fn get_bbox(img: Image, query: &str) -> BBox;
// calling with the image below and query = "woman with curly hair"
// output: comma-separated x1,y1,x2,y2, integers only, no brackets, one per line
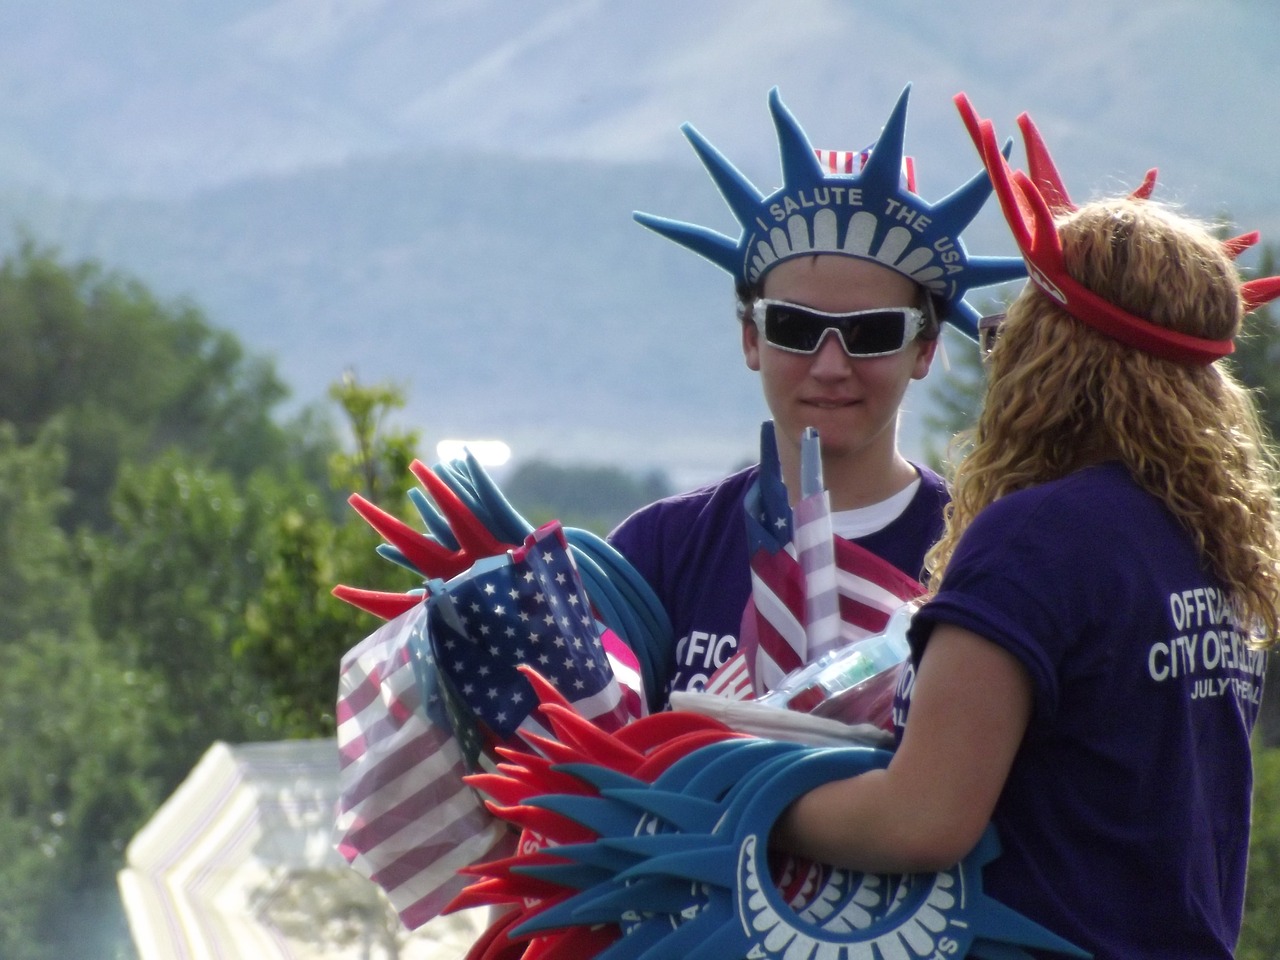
775,98,1280,959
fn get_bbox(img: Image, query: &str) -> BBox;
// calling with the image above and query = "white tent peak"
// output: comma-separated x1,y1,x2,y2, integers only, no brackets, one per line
119,739,485,960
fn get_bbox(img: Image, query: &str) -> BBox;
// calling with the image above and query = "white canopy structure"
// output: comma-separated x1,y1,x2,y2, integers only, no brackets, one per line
118,740,487,960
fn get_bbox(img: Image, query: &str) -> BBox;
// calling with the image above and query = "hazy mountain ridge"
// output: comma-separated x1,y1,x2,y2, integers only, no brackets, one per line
7,2,1277,202
3,1,1279,482
0,149,778,481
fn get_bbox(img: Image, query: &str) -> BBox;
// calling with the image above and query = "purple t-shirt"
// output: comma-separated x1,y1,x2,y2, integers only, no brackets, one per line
609,462,948,697
902,462,1264,959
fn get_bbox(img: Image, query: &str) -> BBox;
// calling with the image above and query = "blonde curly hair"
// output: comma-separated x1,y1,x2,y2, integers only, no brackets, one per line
926,198,1280,647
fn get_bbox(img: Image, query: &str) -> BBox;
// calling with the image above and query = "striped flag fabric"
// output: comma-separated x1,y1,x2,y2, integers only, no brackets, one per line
830,535,927,639
335,604,510,929
741,424,806,692
815,148,868,174
794,427,841,665
335,521,644,930
814,148,917,192
740,424,925,698
704,650,753,700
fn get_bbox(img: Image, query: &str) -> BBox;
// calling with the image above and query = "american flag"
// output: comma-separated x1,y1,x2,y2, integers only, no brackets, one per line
740,425,925,696
741,424,806,692
334,522,642,930
426,522,638,750
794,429,842,666
813,148,917,193
335,605,511,929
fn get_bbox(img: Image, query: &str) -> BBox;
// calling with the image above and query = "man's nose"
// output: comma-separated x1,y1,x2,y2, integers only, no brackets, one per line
808,329,853,375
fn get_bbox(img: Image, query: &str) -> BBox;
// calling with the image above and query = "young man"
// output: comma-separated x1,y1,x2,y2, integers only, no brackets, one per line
609,85,1024,697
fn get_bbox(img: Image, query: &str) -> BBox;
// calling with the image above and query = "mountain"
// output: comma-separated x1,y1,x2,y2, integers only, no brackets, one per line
0,151,780,483
3,0,1278,484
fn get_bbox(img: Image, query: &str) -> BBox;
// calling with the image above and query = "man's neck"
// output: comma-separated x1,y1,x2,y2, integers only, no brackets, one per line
778,436,919,512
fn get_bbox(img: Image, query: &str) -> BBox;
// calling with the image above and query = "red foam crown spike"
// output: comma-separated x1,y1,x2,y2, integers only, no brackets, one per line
953,93,1280,364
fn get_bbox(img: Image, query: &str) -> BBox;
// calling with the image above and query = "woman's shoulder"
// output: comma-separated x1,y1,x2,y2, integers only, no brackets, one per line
971,462,1166,553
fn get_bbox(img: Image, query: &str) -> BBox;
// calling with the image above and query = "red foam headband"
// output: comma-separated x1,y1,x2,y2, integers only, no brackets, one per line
955,94,1280,365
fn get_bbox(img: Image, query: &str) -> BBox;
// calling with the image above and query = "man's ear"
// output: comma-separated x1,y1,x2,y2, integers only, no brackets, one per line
911,336,939,380
743,320,762,372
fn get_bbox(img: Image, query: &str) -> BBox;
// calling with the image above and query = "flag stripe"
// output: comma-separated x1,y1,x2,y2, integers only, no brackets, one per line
705,651,753,700
834,538,927,599
796,483,841,664
337,678,424,770
335,606,495,929
750,573,806,672
838,594,895,636
339,730,456,814
394,829,513,930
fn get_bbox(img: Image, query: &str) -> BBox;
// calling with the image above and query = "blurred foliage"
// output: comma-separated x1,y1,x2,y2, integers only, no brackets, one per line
327,371,419,503
237,374,422,738
85,455,281,776
1239,745,1280,959
0,421,80,641
0,245,670,956
0,420,158,959
922,324,990,477
503,460,672,536
0,239,333,530
0,246,352,957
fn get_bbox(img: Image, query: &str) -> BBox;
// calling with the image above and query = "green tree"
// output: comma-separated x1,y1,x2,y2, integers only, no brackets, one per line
63,450,357,953
0,421,82,641
0,241,330,530
0,251,402,956
1238,746,1280,959
235,375,422,737
922,325,989,475
85,454,279,786
0,423,158,960
237,478,397,737
0,631,160,960
503,460,672,535
327,372,419,502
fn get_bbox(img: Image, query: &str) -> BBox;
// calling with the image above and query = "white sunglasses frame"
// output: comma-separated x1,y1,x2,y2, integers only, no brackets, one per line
751,298,928,358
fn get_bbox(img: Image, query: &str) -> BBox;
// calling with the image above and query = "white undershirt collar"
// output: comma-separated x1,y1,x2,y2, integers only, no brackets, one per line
829,476,921,539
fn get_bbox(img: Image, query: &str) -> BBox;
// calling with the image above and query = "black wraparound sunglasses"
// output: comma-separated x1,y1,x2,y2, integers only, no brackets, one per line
751,299,927,358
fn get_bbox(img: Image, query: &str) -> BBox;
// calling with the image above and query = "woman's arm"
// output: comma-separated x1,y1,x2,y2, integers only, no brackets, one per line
773,624,1033,873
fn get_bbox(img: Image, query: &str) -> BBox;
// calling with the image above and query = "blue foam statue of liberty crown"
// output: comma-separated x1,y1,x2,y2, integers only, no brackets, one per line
634,84,1027,340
